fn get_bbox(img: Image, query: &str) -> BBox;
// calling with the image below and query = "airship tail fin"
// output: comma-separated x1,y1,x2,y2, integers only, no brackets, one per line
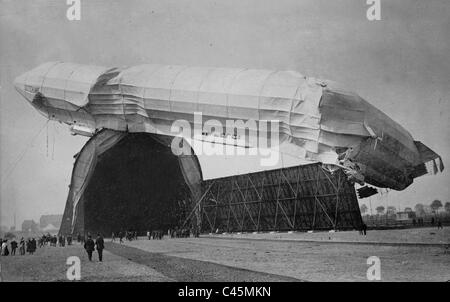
413,141,444,177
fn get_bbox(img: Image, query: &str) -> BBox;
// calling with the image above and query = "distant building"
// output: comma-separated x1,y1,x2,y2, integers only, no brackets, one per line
39,214,63,230
396,211,416,221
21,220,39,232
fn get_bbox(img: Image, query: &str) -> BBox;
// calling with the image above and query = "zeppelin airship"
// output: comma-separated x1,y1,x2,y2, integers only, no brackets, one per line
14,62,444,235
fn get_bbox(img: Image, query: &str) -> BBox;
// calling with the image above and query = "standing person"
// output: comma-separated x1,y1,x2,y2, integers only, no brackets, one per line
26,239,31,254
95,233,105,262
111,232,115,242
1,239,9,256
30,238,37,254
26,238,33,255
84,235,95,261
362,223,367,236
118,231,123,244
437,219,443,230
10,239,18,255
19,238,25,255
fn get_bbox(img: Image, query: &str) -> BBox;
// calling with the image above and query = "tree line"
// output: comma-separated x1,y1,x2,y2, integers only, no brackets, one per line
360,200,449,216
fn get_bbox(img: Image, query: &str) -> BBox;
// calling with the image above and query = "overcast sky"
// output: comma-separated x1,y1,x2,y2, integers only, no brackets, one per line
1,0,449,228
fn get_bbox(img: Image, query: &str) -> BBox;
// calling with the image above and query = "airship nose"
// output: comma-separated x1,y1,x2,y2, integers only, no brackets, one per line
14,62,61,103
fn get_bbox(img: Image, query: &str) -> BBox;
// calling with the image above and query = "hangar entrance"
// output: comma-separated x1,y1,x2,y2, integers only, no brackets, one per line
82,133,190,236
59,131,198,237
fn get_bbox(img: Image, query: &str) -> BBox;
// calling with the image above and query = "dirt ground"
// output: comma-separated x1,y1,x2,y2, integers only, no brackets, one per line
1,227,448,282
124,236,450,282
0,243,173,282
206,227,450,245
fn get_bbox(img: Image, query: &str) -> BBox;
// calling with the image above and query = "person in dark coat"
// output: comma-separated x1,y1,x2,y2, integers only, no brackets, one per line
84,235,95,261
26,238,31,254
26,238,36,255
437,219,443,229
95,233,105,262
11,239,18,255
30,238,37,254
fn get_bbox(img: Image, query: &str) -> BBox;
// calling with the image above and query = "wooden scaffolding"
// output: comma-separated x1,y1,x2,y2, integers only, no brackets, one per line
198,163,363,232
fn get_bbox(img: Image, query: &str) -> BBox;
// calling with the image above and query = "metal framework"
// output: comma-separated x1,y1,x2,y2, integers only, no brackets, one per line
199,163,363,232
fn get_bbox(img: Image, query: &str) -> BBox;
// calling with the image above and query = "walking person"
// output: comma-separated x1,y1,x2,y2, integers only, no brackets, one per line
362,223,367,236
95,233,105,262
84,235,95,261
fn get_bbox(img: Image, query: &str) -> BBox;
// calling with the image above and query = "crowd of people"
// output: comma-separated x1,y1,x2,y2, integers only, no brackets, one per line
1,237,37,256
412,217,444,229
111,230,138,243
1,226,200,261
0,232,79,257
168,228,198,238
147,230,165,240
37,233,74,248
110,227,200,243
0,232,104,262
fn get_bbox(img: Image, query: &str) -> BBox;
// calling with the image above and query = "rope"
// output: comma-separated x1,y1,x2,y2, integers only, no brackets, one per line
52,123,55,160
1,120,50,184
46,121,49,157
